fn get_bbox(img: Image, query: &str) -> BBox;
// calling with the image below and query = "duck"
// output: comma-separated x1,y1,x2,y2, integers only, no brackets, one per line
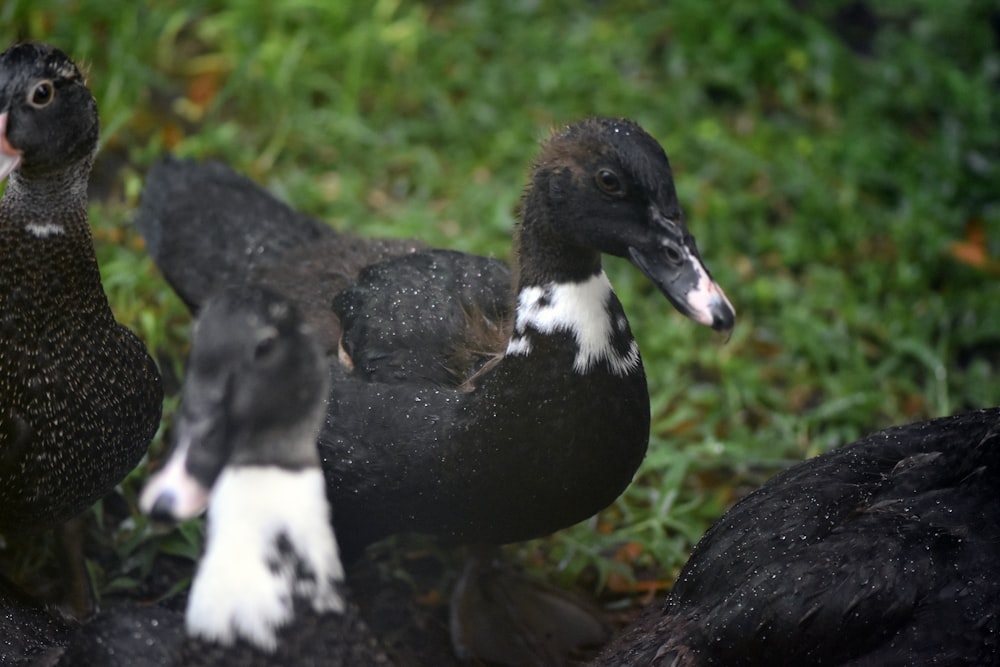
135,117,735,561
137,118,734,665
0,42,163,536
590,407,1000,666
51,284,390,667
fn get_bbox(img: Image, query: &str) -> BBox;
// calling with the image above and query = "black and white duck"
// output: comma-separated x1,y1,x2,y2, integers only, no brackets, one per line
119,284,389,667
591,407,1000,666
0,42,163,536
136,118,734,664
135,117,735,560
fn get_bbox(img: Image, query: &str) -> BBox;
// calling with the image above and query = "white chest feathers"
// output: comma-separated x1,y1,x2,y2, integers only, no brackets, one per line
185,467,345,652
25,221,65,238
506,272,640,376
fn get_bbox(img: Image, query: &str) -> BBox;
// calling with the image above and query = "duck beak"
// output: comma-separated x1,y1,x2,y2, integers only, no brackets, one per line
139,389,231,521
628,213,735,334
0,112,23,182
139,429,212,522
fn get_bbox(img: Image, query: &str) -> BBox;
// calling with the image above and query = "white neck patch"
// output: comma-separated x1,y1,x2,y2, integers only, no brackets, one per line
25,222,65,238
505,272,640,376
186,466,345,651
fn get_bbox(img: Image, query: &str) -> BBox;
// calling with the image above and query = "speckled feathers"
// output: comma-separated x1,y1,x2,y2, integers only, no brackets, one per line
0,43,162,533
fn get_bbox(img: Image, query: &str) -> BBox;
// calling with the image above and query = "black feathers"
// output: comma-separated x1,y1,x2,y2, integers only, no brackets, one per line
0,42,162,534
592,409,1000,666
135,119,733,561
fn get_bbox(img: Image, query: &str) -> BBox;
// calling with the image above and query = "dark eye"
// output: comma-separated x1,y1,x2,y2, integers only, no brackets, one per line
254,333,278,361
28,81,55,108
595,168,623,195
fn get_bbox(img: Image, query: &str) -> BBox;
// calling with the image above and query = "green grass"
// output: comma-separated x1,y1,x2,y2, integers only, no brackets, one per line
2,0,998,607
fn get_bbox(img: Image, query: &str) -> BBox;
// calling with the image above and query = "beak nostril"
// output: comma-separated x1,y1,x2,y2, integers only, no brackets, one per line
663,244,683,265
149,493,178,522
712,307,736,335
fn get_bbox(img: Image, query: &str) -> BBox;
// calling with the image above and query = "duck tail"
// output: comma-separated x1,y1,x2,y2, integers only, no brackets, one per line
134,155,335,312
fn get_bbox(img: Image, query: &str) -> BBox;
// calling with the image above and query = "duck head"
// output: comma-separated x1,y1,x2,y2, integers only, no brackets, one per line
518,117,735,333
140,285,329,521
0,42,98,183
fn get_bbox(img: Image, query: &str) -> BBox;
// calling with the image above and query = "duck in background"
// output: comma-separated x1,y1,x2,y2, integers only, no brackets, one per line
135,117,735,665
591,407,1000,666
136,116,733,556
49,285,391,667
0,40,162,634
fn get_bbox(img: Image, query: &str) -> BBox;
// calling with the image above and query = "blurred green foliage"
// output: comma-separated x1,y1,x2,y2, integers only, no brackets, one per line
1,0,997,601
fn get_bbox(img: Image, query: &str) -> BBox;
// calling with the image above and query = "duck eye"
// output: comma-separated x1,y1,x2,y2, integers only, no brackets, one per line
253,333,278,361
595,168,623,194
28,81,55,108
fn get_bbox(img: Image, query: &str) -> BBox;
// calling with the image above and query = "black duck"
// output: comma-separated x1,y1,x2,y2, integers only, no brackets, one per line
592,408,1000,666
135,117,735,559
0,42,162,535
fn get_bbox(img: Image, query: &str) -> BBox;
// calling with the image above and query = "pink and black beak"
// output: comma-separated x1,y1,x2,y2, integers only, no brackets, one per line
139,377,233,522
0,112,23,182
629,208,735,334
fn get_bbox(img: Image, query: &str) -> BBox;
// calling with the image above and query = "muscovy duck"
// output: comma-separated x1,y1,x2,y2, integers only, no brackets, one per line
124,285,389,666
0,42,162,536
591,407,1000,666
135,117,735,560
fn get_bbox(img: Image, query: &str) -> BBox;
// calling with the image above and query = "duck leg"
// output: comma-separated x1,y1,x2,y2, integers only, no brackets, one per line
54,515,94,621
449,545,610,666
0,514,93,624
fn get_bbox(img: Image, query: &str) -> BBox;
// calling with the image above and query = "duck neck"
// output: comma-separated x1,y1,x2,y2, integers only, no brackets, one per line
185,465,345,652
511,177,602,289
505,184,639,378
1,164,90,239
0,164,111,333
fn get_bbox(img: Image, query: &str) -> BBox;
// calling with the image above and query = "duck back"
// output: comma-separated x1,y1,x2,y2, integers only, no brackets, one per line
592,408,1000,666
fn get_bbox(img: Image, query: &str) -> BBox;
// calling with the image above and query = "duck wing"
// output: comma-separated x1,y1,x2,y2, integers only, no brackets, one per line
335,248,511,386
